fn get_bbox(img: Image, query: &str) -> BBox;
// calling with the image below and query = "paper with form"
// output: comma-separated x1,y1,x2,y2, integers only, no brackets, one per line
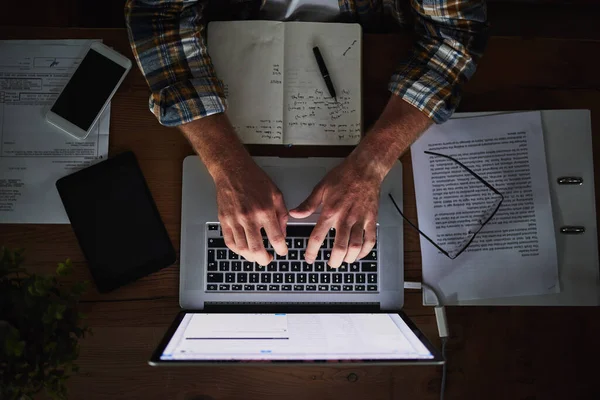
0,40,109,223
208,21,361,145
411,111,559,303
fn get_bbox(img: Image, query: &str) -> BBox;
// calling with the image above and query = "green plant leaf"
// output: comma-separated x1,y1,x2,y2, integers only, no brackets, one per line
56,263,68,276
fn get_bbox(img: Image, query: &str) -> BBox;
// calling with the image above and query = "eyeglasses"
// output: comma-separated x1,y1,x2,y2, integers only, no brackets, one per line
389,150,504,259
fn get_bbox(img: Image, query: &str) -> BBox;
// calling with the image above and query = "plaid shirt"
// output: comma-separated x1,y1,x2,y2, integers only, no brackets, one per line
125,0,487,126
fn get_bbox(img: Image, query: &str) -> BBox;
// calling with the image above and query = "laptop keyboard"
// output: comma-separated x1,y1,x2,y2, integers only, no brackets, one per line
205,224,378,293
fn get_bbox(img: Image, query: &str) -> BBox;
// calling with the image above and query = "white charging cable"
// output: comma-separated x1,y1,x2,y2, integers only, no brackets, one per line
404,281,448,400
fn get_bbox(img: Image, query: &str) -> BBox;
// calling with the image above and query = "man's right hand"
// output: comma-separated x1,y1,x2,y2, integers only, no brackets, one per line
213,160,289,265
179,114,288,265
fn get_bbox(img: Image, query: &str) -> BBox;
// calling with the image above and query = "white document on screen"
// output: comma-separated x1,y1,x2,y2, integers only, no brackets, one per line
411,111,559,304
0,40,109,223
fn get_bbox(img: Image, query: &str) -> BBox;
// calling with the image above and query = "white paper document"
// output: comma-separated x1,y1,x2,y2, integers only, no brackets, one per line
208,21,362,145
411,111,559,303
0,40,109,223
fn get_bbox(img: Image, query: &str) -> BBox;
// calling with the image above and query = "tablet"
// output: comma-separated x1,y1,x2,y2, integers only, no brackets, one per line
56,151,176,292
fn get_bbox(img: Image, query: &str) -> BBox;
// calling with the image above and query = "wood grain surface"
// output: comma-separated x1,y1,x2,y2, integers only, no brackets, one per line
1,28,599,400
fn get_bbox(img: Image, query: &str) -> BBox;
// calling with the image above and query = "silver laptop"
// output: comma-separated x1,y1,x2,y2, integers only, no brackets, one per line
149,156,442,366
180,156,405,310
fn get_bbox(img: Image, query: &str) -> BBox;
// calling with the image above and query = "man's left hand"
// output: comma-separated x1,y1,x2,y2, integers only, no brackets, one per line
289,155,383,268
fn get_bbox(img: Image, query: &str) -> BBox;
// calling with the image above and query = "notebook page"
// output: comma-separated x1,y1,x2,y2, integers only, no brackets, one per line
283,22,362,145
208,21,284,144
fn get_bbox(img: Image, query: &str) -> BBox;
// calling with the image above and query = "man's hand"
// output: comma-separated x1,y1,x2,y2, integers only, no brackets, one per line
289,157,381,268
179,114,288,265
290,96,433,268
214,161,289,265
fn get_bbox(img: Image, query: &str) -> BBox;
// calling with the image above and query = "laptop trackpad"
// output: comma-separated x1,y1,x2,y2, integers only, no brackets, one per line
262,166,326,212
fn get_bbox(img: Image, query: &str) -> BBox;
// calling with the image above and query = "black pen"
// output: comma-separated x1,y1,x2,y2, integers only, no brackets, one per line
312,46,337,102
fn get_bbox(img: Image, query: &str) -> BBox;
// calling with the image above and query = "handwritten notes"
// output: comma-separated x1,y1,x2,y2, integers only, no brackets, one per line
208,21,362,145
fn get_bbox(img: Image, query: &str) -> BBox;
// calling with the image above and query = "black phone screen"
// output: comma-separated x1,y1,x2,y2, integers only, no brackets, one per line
51,48,126,131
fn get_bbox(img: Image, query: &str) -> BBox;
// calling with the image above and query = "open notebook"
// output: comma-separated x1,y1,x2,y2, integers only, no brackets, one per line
208,21,362,146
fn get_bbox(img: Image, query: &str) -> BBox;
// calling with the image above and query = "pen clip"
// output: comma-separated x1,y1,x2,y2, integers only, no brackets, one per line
560,226,585,234
557,177,583,185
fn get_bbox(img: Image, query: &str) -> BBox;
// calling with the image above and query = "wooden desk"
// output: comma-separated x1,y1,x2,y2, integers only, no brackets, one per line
1,28,600,400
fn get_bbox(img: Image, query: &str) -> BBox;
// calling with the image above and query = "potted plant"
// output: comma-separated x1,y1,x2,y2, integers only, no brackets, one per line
0,247,90,400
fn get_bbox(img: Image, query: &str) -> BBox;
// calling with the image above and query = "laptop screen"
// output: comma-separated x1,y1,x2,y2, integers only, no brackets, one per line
158,313,434,362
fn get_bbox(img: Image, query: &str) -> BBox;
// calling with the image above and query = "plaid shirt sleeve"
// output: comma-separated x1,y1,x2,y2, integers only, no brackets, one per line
389,0,488,124
125,0,226,127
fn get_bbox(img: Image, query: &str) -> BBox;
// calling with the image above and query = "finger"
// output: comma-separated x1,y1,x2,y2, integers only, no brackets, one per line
232,224,249,260
329,222,351,269
274,193,289,236
263,216,288,256
222,224,238,253
305,217,331,264
289,184,324,219
357,222,377,260
245,224,272,266
344,224,364,264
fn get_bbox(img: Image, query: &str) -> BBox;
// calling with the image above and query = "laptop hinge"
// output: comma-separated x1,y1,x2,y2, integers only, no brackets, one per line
203,302,380,313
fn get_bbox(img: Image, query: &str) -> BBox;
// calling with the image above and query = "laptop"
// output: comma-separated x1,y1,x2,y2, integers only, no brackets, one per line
148,156,442,365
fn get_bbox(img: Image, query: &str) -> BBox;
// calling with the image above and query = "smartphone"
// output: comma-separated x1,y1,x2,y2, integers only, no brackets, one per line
46,42,132,140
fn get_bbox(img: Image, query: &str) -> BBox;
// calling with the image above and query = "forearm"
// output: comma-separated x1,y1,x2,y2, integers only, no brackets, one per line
350,95,432,180
179,114,252,183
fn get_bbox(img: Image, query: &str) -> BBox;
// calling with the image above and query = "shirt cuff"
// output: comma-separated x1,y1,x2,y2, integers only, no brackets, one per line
149,77,228,127
388,52,475,124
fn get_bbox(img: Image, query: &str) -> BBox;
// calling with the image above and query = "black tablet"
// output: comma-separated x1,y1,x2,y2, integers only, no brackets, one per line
56,151,176,292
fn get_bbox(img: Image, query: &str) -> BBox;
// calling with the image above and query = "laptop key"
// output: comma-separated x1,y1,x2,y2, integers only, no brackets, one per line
237,273,248,283
232,284,242,291
289,262,300,272
293,285,304,291
355,285,366,291
343,285,353,291
320,274,331,283
269,285,280,291
338,263,348,272
361,262,377,272
344,274,354,284
243,262,253,271
323,251,331,260
285,238,293,248
208,249,215,262
244,284,255,291
219,284,230,290
356,274,366,284
207,284,218,291
306,285,317,291
367,285,378,291
285,273,295,283
282,285,292,291
350,262,360,272
255,263,266,272
315,262,325,272
232,261,242,271
261,274,271,283
267,262,277,272
219,261,230,271
208,238,226,248
309,273,318,284
274,273,283,283
263,239,269,248
327,265,336,272
294,238,304,248
207,262,218,271
207,273,223,282
225,273,235,283
250,273,259,283
257,285,267,291
216,249,227,259
318,285,329,291
363,250,377,261
328,239,334,248
228,250,239,260
368,274,377,284
279,261,290,272
208,224,219,231
315,251,322,260
331,285,341,291
333,274,342,283
297,273,307,283
302,262,312,272
288,250,299,260
287,225,313,237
